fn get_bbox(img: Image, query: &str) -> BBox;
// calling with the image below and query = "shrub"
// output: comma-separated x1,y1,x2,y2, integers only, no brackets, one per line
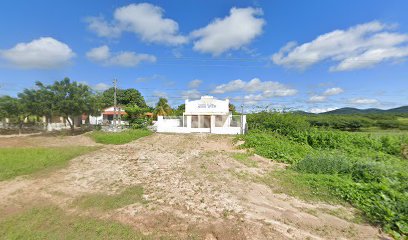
350,161,388,183
240,132,313,164
247,112,310,135
293,153,352,175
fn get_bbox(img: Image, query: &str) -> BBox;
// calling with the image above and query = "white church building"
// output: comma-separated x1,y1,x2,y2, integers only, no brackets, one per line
154,96,246,134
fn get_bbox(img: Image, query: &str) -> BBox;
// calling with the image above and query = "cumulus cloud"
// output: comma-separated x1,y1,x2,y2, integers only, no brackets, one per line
308,95,327,103
93,83,110,91
211,78,296,104
323,87,344,96
86,45,156,67
86,3,187,45
85,16,121,38
0,37,74,69
211,78,297,97
309,107,338,114
86,45,110,62
272,21,408,71
308,87,344,103
188,79,202,88
348,98,379,105
191,7,265,55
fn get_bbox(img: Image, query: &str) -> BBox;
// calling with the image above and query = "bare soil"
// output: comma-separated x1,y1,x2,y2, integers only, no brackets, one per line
0,133,388,239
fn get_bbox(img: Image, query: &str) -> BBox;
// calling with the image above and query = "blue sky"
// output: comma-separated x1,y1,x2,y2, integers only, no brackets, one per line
0,0,407,112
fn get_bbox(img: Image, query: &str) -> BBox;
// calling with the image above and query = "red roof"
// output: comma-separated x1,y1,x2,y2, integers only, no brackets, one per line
103,111,127,115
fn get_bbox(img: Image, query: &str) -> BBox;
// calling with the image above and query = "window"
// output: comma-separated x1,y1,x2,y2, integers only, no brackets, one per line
192,115,198,128
215,115,227,127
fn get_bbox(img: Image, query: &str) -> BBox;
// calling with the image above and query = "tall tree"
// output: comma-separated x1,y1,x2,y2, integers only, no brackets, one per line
50,78,93,132
0,96,30,134
154,98,172,116
173,103,185,116
100,88,147,109
19,81,55,128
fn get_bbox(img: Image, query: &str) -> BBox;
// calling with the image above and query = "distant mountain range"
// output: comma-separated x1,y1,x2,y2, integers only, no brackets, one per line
321,106,408,114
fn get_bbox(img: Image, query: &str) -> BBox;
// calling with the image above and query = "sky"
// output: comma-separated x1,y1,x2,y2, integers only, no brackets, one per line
0,0,407,113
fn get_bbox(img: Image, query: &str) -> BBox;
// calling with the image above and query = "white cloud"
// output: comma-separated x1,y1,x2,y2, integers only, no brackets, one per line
323,87,344,96
191,7,265,55
182,89,201,99
85,16,121,38
86,45,110,61
348,98,379,105
211,78,297,97
309,107,338,114
86,46,156,67
239,94,264,105
86,3,187,45
0,37,74,69
93,83,110,91
212,79,246,94
308,87,344,103
308,95,327,103
188,79,202,88
272,21,408,71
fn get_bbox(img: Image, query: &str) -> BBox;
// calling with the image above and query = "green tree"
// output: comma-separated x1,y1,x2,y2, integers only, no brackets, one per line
154,97,172,117
18,82,55,128
124,105,150,128
173,104,185,116
229,103,237,114
100,88,147,109
50,78,94,132
0,96,30,134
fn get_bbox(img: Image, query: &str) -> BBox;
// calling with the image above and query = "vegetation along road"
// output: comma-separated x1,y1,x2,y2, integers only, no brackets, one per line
0,128,398,239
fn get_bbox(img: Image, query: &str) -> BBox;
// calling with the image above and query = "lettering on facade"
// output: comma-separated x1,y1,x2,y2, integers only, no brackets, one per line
198,103,217,109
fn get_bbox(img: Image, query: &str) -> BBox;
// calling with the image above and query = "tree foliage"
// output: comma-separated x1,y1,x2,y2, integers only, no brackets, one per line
50,78,95,131
99,88,147,109
154,98,172,116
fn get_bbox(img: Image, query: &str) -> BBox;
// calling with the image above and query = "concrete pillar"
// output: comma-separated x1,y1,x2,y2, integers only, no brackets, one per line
210,115,216,132
187,116,191,129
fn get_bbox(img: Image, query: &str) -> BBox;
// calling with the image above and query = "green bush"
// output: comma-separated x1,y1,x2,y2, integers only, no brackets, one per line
239,132,314,164
247,112,310,135
130,118,151,129
241,111,408,236
293,153,352,175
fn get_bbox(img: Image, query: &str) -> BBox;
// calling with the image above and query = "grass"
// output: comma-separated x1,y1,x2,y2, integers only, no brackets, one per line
89,129,151,145
0,206,151,239
231,153,258,167
261,170,346,204
75,186,145,210
0,146,99,181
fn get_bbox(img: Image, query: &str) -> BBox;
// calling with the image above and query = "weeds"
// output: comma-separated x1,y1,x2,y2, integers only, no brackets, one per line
75,186,145,210
89,129,151,145
240,112,408,237
0,146,99,181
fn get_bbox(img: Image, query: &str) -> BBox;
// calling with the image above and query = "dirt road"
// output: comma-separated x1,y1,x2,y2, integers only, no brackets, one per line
0,133,386,239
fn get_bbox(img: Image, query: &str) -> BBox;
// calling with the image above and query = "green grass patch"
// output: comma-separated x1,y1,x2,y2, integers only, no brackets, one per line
238,132,314,164
0,206,151,239
89,129,151,145
0,146,99,181
232,153,258,167
76,186,145,210
262,170,346,204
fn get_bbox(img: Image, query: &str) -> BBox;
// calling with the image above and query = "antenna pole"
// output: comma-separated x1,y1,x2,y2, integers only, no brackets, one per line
113,79,117,129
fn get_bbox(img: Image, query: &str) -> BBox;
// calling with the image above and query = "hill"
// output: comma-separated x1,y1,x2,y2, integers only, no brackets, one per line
322,106,408,114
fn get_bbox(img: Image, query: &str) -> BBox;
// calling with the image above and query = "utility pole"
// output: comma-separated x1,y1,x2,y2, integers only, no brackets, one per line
113,79,117,130
240,104,244,134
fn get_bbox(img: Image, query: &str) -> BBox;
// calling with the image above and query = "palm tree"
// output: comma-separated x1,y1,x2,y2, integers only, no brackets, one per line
154,98,172,116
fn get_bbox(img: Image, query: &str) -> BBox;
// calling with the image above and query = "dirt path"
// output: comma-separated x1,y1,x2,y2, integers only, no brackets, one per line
0,134,386,239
